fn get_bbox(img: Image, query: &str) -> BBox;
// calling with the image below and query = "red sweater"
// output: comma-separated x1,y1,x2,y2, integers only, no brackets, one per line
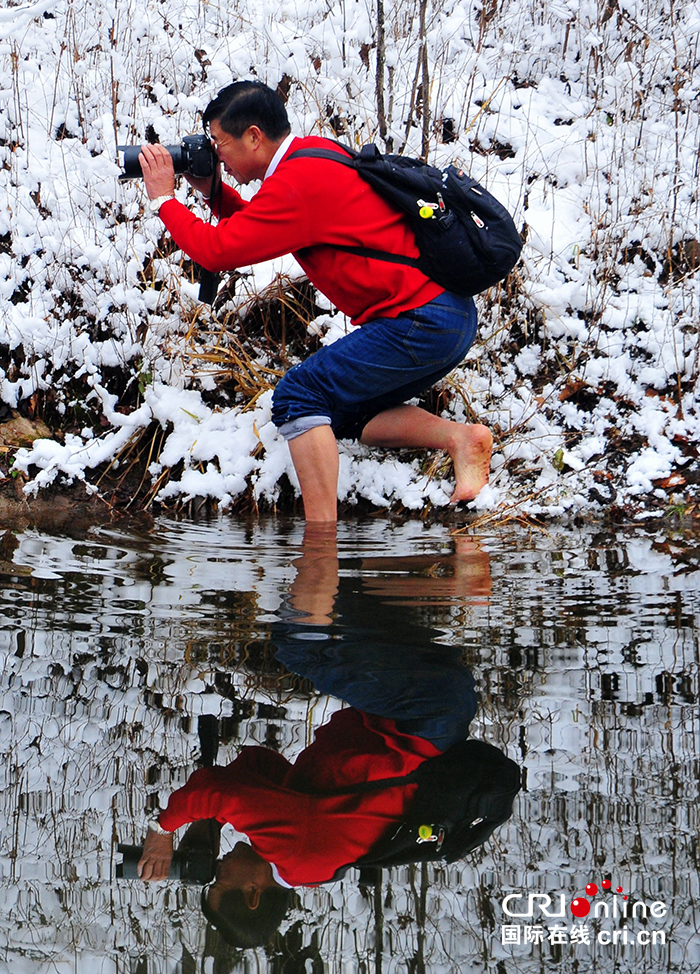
158,707,440,886
159,136,443,325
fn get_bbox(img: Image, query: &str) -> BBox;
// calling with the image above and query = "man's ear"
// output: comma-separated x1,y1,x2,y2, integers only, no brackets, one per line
244,125,264,149
244,885,262,911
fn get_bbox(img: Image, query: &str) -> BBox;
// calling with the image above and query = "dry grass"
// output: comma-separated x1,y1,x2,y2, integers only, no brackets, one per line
96,273,322,512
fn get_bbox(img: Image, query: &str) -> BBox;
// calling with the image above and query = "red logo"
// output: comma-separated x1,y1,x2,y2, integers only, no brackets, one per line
570,878,627,918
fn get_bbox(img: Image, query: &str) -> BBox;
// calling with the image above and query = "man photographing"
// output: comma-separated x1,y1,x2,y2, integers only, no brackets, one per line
138,80,492,523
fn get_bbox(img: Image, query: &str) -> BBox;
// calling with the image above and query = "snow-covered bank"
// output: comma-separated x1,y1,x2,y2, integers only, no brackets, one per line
1,0,699,520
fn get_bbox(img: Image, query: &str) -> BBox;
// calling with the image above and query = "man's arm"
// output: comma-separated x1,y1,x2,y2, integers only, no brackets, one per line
142,151,314,273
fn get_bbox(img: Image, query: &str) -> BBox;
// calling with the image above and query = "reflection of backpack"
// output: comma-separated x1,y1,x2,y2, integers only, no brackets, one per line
288,143,523,296
343,739,521,875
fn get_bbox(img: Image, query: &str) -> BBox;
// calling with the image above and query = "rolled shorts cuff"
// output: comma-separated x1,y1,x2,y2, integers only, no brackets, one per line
278,415,332,441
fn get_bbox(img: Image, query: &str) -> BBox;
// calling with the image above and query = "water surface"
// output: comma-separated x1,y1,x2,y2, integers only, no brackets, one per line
0,517,698,973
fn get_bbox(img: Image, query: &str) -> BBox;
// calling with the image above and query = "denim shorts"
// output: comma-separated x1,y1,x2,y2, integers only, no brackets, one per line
272,623,477,752
271,291,478,440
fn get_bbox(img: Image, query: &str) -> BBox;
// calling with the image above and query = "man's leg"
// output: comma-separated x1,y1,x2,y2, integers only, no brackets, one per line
287,424,340,522
361,404,492,503
274,293,483,519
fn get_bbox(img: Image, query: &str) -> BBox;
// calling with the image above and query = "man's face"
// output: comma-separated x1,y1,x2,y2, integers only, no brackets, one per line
206,843,277,912
209,120,262,184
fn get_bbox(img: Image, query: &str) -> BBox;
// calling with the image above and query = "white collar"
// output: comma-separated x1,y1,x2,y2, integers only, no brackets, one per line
264,133,296,180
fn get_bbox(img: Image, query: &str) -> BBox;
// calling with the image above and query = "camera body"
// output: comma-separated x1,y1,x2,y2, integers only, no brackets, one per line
119,134,216,181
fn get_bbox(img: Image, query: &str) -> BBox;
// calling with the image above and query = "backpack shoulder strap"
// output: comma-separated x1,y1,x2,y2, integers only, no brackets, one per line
287,143,421,270
287,141,386,167
330,245,420,269
286,142,359,166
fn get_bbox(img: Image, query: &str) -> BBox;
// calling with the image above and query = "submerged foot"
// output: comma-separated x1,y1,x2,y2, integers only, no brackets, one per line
448,424,493,503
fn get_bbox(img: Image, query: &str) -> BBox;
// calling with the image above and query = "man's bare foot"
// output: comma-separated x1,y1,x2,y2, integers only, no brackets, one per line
448,424,493,503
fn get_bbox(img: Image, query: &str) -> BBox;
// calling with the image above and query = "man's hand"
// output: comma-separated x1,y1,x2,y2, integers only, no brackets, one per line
184,170,219,198
137,828,174,881
138,144,176,200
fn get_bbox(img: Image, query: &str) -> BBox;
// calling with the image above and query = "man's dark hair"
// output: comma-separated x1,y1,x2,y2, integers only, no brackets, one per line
203,81,291,141
201,884,294,949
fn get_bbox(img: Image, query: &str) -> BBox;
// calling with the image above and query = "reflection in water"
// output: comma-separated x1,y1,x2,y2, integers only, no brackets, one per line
0,520,699,972
135,525,519,955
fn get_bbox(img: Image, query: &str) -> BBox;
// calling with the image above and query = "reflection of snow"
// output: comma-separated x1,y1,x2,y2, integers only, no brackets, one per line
0,521,698,970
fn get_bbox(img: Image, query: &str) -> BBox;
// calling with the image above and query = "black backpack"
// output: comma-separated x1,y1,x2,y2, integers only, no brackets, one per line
331,738,521,878
288,143,523,296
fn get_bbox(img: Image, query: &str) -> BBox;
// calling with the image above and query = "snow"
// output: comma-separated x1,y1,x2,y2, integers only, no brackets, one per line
1,0,699,520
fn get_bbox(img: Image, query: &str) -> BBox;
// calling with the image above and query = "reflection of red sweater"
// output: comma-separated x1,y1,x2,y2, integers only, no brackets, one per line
159,136,442,325
159,708,440,886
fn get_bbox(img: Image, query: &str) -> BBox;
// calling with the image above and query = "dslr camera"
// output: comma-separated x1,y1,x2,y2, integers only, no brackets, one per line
115,843,217,885
119,133,216,181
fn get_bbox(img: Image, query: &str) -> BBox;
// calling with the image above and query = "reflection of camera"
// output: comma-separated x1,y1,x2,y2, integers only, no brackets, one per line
118,134,216,181
116,844,217,885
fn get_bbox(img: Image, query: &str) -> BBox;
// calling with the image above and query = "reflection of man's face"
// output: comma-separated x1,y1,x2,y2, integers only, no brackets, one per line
207,843,279,912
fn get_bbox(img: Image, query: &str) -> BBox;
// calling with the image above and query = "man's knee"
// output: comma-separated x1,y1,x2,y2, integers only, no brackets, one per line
271,362,332,430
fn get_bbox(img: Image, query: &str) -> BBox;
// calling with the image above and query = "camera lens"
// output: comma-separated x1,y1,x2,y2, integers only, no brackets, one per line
119,146,145,180
115,843,218,883
168,145,187,176
118,136,215,181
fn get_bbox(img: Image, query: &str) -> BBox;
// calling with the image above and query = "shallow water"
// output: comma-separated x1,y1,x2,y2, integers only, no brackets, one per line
0,517,698,974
